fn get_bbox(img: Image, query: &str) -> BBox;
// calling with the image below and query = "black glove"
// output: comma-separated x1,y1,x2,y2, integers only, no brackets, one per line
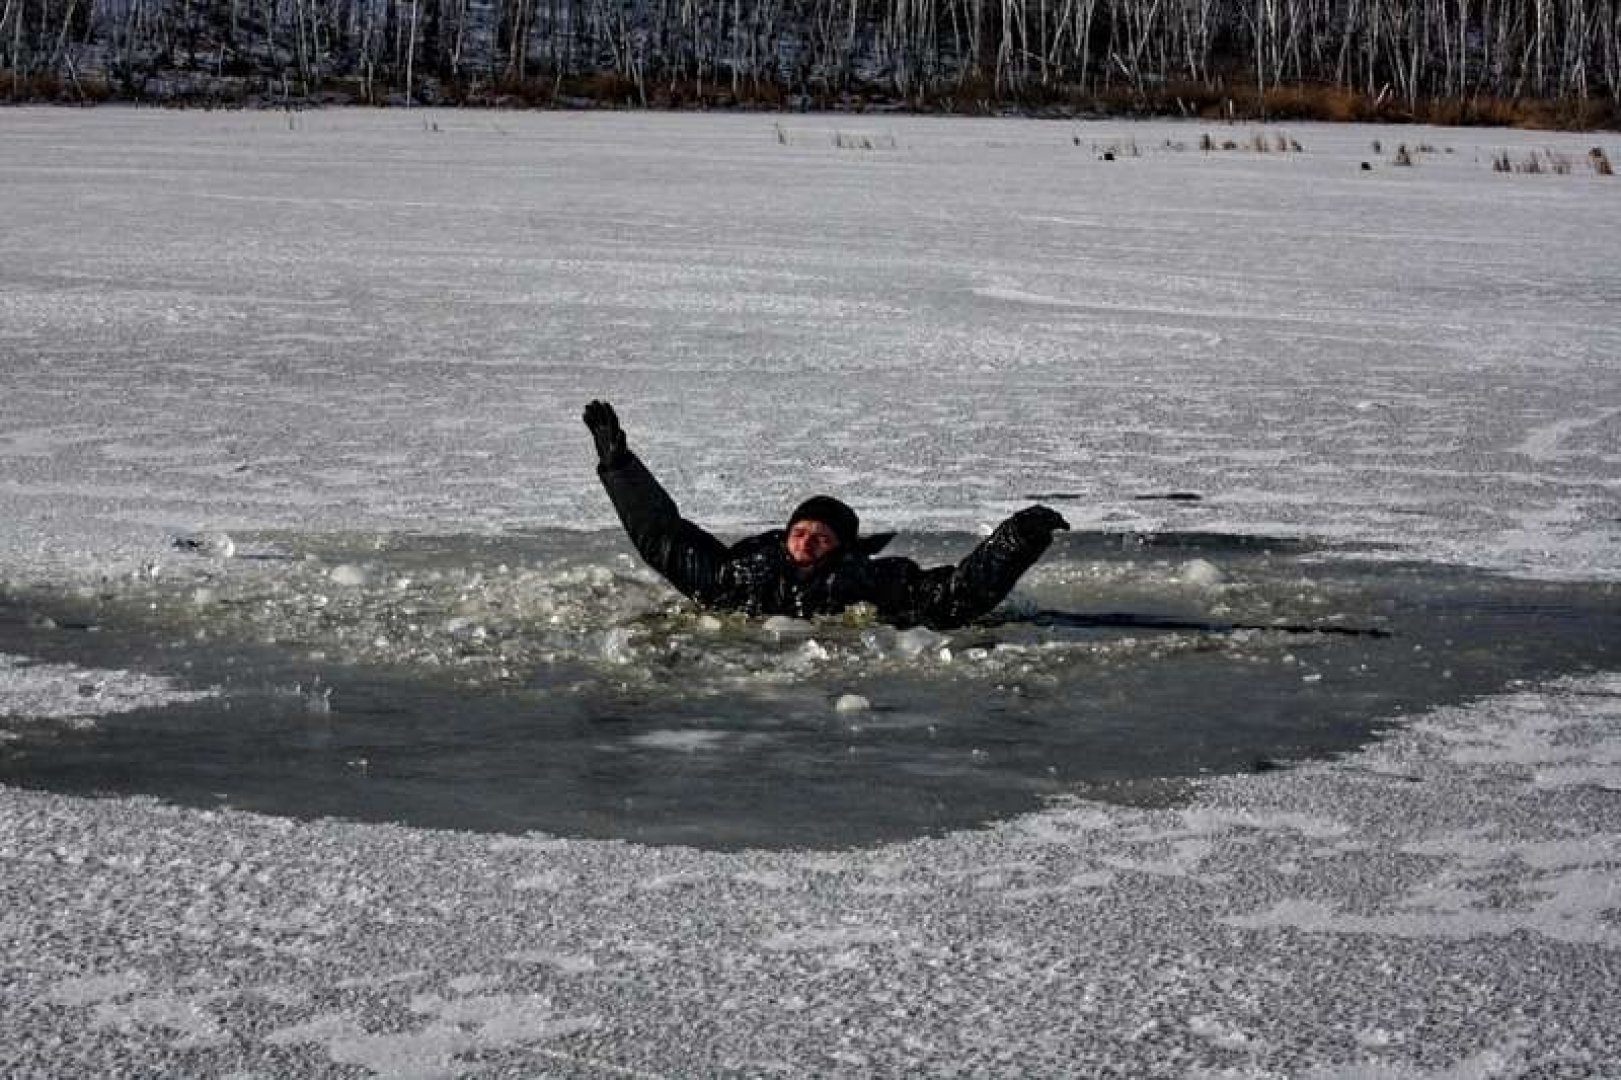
582,400,629,467
1008,504,1070,544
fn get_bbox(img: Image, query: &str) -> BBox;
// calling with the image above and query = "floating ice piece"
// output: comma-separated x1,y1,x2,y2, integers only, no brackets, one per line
799,639,831,662
1,654,216,724
834,693,871,713
172,531,235,559
444,616,487,642
328,564,368,587
762,616,812,642
1180,558,1225,588
894,626,947,657
600,626,637,663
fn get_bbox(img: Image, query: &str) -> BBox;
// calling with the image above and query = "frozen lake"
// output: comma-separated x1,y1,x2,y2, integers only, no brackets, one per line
3,109,1618,576
1,108,1619,1075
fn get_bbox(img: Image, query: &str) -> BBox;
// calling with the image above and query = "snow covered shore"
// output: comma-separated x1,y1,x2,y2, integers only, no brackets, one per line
2,109,1619,1075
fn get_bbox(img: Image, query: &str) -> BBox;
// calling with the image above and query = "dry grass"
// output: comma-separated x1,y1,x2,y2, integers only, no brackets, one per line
1141,81,1620,131
1,69,116,103
1088,136,1141,160
478,71,792,110
9,59,1618,135
1490,148,1598,175
1260,83,1374,122
1427,95,1621,131
1425,97,1524,128
832,131,899,151
1196,128,1304,154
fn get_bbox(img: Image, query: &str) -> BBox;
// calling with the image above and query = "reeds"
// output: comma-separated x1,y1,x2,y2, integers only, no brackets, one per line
832,131,898,151
1198,130,1304,154
1490,148,1608,175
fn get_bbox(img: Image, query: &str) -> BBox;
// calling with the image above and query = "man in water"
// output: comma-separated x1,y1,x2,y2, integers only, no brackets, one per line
583,400,1069,630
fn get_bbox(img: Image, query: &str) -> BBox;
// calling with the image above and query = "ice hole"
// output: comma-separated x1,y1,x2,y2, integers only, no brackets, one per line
1,529,1616,849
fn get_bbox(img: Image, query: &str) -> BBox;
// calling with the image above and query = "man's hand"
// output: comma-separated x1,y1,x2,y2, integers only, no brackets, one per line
583,400,629,467
1009,504,1070,543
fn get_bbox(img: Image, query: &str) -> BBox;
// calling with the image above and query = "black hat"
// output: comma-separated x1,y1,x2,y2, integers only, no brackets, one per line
787,495,860,550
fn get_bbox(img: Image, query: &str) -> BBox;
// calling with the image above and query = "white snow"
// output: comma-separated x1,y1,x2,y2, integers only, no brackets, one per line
1,108,1619,1076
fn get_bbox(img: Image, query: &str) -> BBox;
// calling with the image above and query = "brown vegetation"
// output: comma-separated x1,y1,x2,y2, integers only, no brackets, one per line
1490,147,1614,174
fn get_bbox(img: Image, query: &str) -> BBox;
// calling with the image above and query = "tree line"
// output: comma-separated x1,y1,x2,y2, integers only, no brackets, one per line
4,0,1619,119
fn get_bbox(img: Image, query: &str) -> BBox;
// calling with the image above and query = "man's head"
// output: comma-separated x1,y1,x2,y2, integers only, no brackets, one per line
785,496,859,569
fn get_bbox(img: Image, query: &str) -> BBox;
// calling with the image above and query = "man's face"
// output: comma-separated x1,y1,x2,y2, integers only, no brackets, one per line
786,519,841,569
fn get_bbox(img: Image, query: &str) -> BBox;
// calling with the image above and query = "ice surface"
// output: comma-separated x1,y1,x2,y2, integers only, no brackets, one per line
2,110,1619,586
0,652,216,732
1,109,1619,1075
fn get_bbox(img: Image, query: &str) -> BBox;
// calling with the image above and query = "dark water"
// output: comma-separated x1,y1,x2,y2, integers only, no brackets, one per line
1,529,1617,849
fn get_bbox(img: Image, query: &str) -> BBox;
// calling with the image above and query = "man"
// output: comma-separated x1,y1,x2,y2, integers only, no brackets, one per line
583,400,1069,630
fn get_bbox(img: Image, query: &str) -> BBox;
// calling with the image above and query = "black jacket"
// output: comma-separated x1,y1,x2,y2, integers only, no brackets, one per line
597,451,1056,629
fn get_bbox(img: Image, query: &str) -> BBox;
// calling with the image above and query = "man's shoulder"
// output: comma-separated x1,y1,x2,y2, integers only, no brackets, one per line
726,530,785,560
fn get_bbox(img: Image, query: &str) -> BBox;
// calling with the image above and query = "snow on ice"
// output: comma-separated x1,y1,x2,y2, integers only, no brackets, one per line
1,107,1619,1076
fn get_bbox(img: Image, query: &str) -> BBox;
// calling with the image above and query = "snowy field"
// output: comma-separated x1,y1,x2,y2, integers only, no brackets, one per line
2,107,1620,1075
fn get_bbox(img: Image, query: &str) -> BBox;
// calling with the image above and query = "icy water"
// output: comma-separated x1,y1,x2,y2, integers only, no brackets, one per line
1,529,1616,849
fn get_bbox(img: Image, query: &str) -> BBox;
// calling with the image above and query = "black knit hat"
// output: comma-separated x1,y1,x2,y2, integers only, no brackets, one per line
787,495,860,550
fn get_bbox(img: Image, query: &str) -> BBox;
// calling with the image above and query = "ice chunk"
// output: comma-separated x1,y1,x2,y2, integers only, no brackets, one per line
1180,558,1224,589
834,693,871,713
600,626,638,664
328,564,368,587
895,626,947,657
442,616,488,642
763,616,812,641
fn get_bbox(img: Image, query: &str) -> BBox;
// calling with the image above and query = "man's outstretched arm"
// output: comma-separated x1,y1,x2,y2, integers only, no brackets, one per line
883,506,1069,629
583,400,730,604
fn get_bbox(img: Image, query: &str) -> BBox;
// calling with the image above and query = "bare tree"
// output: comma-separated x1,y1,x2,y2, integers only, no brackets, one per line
8,0,1619,115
